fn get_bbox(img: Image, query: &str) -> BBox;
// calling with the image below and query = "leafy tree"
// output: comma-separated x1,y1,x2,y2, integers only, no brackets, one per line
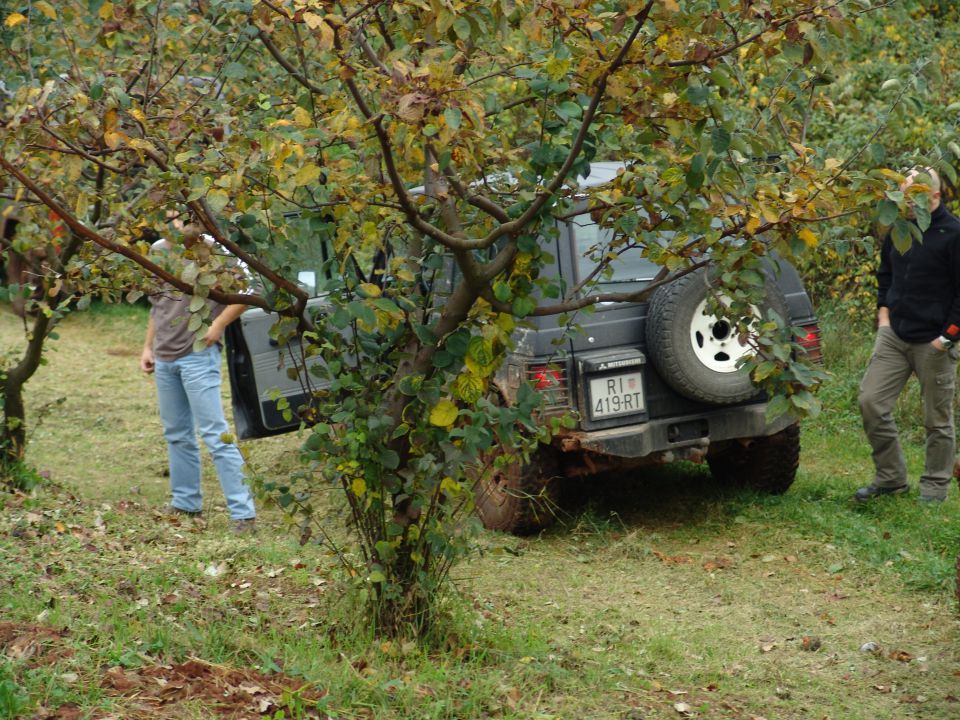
1,0,904,635
794,0,960,318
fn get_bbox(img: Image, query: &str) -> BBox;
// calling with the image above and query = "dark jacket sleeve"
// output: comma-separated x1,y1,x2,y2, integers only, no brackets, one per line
942,233,960,341
876,236,892,308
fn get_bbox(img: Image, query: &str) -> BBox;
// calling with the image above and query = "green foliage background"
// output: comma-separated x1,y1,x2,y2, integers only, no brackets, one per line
797,0,960,320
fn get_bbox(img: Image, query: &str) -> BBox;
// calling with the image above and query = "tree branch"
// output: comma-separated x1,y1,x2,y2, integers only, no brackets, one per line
0,156,273,311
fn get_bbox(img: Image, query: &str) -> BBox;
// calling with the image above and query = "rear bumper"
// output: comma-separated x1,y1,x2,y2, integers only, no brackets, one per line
564,403,794,459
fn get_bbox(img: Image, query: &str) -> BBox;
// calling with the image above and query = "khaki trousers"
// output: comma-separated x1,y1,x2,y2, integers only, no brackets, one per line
859,327,958,499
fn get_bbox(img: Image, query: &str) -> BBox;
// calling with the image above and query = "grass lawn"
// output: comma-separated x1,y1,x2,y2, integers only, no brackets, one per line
1,302,959,719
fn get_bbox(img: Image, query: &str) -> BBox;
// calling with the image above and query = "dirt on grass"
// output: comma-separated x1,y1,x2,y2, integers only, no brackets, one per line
1,621,329,719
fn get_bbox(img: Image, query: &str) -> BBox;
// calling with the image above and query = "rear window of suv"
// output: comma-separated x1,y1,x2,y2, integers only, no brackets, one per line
571,218,660,294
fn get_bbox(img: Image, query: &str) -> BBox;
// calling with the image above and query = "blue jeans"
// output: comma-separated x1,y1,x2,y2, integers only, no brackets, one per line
154,345,256,519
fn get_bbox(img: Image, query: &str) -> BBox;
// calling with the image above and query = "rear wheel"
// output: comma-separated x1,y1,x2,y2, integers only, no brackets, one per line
474,445,561,535
707,423,800,494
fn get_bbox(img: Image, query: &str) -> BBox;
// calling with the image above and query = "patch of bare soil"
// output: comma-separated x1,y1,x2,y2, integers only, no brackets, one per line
1,622,327,719
105,346,139,357
96,659,329,719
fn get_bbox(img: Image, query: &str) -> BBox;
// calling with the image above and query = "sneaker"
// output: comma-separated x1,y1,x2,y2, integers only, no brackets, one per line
853,484,908,502
230,518,257,535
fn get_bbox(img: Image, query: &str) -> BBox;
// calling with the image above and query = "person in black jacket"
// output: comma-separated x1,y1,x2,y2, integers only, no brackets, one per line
857,167,960,503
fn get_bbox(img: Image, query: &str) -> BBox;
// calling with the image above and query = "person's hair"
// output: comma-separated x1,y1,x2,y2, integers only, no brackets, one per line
907,166,941,194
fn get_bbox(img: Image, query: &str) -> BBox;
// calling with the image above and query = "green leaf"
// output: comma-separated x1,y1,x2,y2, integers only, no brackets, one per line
711,128,731,154
452,16,471,40
379,448,400,470
890,218,915,253
765,394,791,422
222,62,247,79
512,295,537,318
686,85,711,105
466,336,494,367
372,297,402,314
206,189,229,214
188,294,206,312
556,100,583,120
443,107,462,129
347,300,376,326
686,154,706,189
876,199,898,227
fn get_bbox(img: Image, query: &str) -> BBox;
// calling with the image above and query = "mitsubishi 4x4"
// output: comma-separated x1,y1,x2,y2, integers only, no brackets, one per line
225,162,821,534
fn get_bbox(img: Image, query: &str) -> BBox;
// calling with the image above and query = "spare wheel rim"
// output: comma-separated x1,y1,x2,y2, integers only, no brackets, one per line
688,297,758,373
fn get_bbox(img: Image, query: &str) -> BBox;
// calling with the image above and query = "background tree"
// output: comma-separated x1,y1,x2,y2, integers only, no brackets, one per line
1,0,908,635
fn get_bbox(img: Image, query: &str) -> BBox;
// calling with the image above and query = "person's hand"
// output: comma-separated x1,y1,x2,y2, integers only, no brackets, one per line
877,307,891,329
140,347,155,374
932,337,947,352
203,320,225,347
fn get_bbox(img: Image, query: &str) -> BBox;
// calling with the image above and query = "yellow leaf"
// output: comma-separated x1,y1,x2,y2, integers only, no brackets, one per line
103,108,118,133
316,19,335,51
663,0,680,11
294,163,322,186
293,106,313,128
302,11,324,30
128,138,158,154
4,12,27,28
129,107,147,124
454,372,485,403
760,204,780,224
877,168,905,183
351,476,367,497
35,1,56,19
440,476,462,496
99,2,114,20
103,131,125,149
429,399,459,428
64,154,83,182
358,282,381,298
745,215,761,235
798,227,818,248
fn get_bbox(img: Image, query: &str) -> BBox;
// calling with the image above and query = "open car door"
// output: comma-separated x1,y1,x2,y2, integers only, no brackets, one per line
225,301,324,440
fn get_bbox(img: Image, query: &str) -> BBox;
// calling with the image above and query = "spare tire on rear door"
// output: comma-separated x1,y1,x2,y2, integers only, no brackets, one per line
645,266,788,405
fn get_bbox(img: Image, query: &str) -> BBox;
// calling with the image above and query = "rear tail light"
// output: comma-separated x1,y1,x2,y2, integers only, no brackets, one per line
527,363,571,412
796,323,823,364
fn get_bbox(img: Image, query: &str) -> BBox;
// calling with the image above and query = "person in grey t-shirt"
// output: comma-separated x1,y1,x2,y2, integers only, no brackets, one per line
140,237,256,534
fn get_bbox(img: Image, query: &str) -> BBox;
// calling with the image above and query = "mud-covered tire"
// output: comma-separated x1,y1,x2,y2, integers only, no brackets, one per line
706,423,801,494
474,445,561,535
645,267,789,405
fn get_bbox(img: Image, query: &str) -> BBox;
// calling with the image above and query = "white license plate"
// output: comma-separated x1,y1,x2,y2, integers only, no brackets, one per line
589,372,645,419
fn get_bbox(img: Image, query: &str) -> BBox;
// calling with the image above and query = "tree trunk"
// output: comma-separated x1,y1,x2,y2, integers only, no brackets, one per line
0,372,27,471
1,233,81,479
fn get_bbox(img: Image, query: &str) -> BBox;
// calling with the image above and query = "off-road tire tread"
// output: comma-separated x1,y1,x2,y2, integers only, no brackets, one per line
707,422,801,494
474,446,561,535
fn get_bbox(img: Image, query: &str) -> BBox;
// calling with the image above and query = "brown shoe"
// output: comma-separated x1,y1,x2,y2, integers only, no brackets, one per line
231,518,257,535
